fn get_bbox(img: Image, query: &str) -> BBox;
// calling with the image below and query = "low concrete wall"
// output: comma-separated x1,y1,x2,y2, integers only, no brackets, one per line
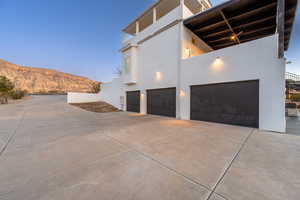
67,78,124,110
99,78,124,110
67,92,101,103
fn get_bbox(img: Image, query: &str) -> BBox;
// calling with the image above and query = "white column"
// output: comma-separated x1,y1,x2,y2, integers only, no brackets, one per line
140,90,147,115
153,7,157,23
135,21,140,35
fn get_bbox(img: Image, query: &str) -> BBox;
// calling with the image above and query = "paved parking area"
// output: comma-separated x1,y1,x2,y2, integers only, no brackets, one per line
0,96,300,200
287,117,300,136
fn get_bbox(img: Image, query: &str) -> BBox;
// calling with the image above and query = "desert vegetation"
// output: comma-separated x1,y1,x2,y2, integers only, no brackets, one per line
91,82,101,93
70,101,119,113
0,76,27,104
291,93,300,102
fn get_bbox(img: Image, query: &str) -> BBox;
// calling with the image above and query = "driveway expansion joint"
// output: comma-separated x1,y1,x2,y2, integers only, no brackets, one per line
104,134,213,193
0,107,27,157
205,129,256,200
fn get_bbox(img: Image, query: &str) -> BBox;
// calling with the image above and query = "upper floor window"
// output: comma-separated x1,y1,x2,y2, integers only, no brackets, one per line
123,56,131,74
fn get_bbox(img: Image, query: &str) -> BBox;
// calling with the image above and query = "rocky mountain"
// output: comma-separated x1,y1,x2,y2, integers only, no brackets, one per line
0,59,100,94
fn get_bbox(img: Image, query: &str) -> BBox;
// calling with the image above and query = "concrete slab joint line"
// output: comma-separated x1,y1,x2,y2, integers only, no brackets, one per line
0,108,27,157
104,134,213,192
205,129,256,200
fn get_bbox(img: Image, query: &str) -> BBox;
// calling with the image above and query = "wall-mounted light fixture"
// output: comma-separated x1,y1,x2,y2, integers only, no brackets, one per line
185,48,191,58
211,56,224,71
180,90,186,97
156,72,162,81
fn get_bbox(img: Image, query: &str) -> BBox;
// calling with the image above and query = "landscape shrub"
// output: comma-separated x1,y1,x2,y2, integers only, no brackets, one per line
91,83,101,93
291,93,300,102
9,90,27,100
0,76,14,104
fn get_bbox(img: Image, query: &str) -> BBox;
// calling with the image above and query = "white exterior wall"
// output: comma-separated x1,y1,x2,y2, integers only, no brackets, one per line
181,26,213,59
67,92,101,103
93,3,286,133
99,78,124,110
123,8,182,115
123,47,138,84
180,35,286,132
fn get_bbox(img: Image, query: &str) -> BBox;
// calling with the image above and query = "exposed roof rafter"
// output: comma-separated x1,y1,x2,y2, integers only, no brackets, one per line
184,0,298,52
219,10,240,44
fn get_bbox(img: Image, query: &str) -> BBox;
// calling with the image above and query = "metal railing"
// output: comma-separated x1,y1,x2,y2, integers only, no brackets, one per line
286,72,300,81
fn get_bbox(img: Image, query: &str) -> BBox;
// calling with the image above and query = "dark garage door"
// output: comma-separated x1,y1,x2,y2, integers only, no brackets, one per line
126,91,140,113
191,80,259,128
147,88,176,117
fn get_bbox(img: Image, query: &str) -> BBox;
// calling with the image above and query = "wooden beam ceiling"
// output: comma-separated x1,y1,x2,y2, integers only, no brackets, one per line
184,0,298,52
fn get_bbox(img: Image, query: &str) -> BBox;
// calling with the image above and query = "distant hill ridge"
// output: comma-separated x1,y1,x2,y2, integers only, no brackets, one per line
0,59,100,94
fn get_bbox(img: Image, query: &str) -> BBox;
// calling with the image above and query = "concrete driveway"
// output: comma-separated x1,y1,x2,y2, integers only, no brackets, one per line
0,96,299,200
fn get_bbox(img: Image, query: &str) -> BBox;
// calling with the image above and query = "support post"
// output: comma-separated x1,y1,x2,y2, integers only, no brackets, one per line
277,0,285,58
135,21,140,35
153,7,157,23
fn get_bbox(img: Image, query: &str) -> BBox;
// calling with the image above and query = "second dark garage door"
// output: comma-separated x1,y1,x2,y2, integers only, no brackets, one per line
147,88,176,117
191,80,259,128
126,91,140,113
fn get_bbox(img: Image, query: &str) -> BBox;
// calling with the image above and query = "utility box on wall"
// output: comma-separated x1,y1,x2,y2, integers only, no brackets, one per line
122,45,138,85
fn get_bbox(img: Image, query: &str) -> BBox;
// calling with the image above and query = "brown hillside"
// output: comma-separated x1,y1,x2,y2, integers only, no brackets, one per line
0,59,100,94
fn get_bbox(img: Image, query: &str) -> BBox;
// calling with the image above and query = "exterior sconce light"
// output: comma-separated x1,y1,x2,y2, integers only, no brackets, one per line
180,90,186,97
215,57,222,63
156,72,162,81
212,57,224,71
185,48,191,58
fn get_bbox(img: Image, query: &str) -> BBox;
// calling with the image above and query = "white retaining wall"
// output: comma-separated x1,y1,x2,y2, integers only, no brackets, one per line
99,78,123,110
67,78,123,110
67,92,101,103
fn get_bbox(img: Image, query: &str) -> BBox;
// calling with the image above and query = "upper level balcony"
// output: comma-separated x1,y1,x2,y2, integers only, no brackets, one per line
122,0,212,49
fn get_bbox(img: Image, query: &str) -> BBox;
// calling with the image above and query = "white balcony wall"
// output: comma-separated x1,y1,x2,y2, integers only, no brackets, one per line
180,35,286,132
122,6,182,47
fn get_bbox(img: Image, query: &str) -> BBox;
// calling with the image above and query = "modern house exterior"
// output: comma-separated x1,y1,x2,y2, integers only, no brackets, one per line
74,0,298,133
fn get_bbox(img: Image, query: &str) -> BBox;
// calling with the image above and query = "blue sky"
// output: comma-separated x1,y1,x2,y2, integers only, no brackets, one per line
0,0,299,82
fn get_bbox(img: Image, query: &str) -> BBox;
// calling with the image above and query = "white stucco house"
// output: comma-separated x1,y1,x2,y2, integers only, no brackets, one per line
69,0,298,133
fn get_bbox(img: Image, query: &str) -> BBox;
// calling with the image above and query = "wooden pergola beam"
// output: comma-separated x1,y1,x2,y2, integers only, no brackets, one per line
212,33,273,49
208,25,276,44
194,2,277,33
184,0,297,52
240,25,276,37
219,10,240,43
201,15,276,39
228,2,277,22
194,20,226,33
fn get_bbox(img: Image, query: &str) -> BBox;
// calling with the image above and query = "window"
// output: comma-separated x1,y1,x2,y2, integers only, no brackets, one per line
123,56,131,74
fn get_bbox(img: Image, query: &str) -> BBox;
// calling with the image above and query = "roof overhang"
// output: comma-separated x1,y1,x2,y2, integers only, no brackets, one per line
184,0,298,52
